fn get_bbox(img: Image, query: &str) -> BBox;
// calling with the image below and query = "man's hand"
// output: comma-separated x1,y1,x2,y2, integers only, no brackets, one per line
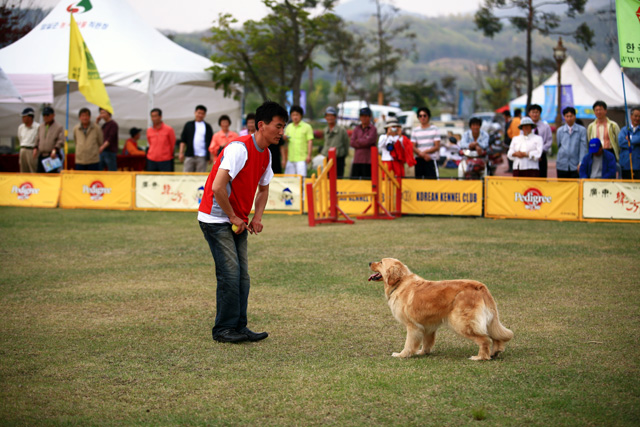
50,149,57,159
248,217,263,234
32,148,38,159
230,217,247,234
420,150,432,161
179,153,185,162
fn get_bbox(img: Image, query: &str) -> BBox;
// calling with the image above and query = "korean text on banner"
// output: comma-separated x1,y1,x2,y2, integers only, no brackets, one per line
616,0,640,68
485,177,580,220
402,179,483,216
0,174,61,208
68,14,113,113
60,172,133,209
135,173,207,210
263,176,302,213
582,180,640,221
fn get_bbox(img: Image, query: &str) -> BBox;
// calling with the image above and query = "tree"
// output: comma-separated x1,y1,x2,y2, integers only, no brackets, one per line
0,0,46,48
370,0,415,105
205,0,339,106
395,78,440,110
474,0,594,109
325,25,371,104
439,75,457,114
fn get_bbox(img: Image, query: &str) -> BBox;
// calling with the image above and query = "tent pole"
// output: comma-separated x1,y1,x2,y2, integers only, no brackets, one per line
621,68,633,180
146,71,154,137
64,81,69,171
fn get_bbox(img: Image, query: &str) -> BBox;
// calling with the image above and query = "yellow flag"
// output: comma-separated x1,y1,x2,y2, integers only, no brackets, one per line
68,14,113,113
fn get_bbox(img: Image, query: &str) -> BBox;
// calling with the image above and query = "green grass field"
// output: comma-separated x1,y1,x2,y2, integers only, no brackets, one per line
1,207,639,425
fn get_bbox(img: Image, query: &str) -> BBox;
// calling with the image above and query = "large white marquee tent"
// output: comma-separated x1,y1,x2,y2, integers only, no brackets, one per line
509,56,623,120
0,0,240,139
600,58,640,105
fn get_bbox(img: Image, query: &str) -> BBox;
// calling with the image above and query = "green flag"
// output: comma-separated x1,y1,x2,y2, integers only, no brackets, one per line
616,0,640,68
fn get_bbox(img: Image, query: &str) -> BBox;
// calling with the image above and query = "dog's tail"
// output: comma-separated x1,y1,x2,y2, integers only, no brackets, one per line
487,312,514,342
482,289,514,342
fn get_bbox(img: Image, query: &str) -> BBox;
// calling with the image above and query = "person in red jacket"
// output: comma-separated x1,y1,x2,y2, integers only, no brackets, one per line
198,101,289,344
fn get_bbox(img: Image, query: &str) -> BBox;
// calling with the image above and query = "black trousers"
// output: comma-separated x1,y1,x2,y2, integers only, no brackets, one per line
556,169,579,179
414,158,438,179
350,163,371,179
538,152,548,178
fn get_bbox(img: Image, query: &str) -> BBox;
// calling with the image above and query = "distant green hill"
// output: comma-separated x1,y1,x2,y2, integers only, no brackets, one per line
169,5,638,99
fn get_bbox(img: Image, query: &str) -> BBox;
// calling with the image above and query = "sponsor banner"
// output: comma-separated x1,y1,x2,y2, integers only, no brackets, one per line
60,172,133,210
135,173,207,210
402,179,483,216
0,173,61,208
264,175,302,213
336,180,375,214
135,174,302,212
485,177,580,220
582,180,640,222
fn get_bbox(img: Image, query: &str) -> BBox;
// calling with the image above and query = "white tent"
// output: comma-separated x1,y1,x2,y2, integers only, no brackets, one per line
581,59,625,105
0,0,240,139
600,58,640,106
510,56,623,120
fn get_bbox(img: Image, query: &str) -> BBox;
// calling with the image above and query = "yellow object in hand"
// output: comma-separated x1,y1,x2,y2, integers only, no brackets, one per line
232,224,239,233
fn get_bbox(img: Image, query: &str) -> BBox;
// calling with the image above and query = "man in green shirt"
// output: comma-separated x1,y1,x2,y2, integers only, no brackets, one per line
321,106,350,178
284,105,314,176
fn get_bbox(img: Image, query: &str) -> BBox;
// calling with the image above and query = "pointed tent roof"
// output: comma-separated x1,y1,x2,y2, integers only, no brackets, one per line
581,59,624,105
510,56,623,119
600,58,640,105
0,0,217,94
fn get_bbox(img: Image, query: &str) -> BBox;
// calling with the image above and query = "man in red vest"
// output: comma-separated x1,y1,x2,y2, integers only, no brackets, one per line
198,101,289,343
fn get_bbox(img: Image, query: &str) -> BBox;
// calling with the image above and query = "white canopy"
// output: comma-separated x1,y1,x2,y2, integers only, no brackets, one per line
581,59,625,105
510,56,623,119
0,0,240,138
600,58,640,106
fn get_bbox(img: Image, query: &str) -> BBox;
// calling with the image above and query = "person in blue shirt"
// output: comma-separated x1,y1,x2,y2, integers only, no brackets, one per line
556,107,587,178
579,138,617,179
618,107,640,180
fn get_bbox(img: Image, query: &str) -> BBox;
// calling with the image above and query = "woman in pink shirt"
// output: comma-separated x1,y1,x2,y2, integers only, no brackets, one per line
209,115,239,163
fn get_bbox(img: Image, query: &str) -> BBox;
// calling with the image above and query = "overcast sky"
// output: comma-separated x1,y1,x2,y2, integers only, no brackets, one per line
35,0,483,33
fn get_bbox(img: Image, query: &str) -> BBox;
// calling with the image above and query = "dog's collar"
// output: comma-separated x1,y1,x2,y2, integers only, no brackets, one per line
387,286,397,298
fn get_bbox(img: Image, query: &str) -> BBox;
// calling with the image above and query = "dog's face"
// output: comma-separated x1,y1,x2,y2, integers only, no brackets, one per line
369,258,408,287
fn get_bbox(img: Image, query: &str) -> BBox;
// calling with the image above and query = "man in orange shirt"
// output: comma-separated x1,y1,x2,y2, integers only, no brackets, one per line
146,108,176,172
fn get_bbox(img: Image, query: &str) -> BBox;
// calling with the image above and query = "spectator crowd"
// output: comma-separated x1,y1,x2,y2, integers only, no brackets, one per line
13,99,640,181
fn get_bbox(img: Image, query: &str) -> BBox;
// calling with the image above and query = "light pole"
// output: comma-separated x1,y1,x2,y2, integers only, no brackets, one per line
553,37,567,130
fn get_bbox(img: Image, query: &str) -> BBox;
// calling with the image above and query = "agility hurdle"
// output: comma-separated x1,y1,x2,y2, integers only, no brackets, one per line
356,146,402,220
306,147,359,226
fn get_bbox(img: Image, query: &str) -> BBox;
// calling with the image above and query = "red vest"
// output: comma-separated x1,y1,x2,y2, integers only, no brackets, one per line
198,134,271,223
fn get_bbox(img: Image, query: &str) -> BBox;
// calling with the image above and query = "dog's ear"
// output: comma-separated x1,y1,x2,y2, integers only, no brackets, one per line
385,263,403,287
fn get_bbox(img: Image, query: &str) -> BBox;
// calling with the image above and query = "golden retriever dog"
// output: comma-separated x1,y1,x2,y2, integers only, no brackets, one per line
369,258,513,360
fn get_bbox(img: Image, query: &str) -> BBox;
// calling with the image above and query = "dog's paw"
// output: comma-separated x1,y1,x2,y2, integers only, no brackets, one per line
469,355,491,361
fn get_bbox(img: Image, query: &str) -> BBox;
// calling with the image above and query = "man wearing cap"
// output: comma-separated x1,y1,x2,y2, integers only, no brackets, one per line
579,138,617,179
17,108,39,173
179,105,214,173
321,106,350,178
350,107,378,178
526,104,552,177
507,116,543,177
411,107,441,179
556,107,587,179
34,107,64,173
96,108,119,171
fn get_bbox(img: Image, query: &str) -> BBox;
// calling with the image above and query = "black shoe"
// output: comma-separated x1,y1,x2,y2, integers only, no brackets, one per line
238,327,268,342
213,329,249,343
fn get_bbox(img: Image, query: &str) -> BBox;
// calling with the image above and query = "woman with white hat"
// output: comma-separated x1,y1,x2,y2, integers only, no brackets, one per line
507,116,544,177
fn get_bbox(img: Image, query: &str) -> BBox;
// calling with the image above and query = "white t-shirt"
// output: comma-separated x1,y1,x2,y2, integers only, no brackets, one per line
378,134,401,161
197,139,273,223
193,121,207,157
411,125,441,160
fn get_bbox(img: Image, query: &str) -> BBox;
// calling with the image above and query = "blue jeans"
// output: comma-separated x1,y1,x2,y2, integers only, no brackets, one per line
100,151,118,171
199,221,250,337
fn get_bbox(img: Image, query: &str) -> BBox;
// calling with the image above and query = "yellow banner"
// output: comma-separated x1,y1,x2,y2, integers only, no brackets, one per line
0,173,61,208
485,177,580,220
60,172,133,210
402,179,483,216
264,175,303,213
582,180,640,222
336,180,375,214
